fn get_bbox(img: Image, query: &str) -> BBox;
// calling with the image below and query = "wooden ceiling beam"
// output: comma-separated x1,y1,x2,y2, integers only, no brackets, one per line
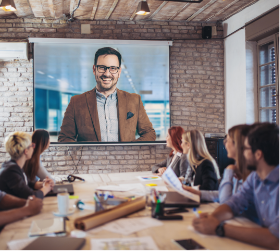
186,0,218,21
205,0,240,21
105,0,119,19
90,0,99,20
148,1,168,20
28,0,45,17
222,0,259,21
129,9,136,21
168,3,190,20
52,0,65,18
13,0,33,17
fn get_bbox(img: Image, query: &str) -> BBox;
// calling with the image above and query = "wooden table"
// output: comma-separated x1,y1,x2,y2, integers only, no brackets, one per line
0,172,263,250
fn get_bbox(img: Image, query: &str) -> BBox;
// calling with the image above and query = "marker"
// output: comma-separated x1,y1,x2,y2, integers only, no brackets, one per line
99,193,114,199
193,208,200,218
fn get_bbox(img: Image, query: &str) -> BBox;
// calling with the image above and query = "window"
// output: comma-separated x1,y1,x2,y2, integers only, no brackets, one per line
257,34,279,124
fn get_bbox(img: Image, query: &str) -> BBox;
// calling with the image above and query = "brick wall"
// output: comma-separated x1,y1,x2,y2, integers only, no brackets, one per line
0,18,224,174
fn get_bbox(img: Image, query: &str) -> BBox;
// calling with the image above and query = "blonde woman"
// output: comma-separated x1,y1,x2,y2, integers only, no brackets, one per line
182,125,254,203
181,130,220,190
0,132,54,199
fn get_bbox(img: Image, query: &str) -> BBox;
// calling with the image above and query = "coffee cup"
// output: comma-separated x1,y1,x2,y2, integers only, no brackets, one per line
57,187,69,215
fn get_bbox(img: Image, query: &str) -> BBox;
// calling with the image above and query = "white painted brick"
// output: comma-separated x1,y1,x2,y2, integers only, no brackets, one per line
0,19,224,175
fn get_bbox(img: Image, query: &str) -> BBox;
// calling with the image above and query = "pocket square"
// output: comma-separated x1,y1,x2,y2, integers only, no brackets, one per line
127,112,134,119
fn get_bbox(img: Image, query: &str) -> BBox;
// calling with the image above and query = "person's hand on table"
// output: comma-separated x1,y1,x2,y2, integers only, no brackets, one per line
25,196,43,216
192,213,220,235
41,178,54,195
43,177,55,189
157,167,167,176
182,185,201,197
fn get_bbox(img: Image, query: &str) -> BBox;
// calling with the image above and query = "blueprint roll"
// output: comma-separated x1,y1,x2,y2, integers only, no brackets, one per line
74,196,145,231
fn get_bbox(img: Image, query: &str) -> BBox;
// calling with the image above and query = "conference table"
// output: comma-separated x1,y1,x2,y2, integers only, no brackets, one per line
0,171,263,250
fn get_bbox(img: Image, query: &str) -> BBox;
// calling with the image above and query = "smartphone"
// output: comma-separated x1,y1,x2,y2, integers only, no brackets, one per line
174,239,205,250
165,208,189,214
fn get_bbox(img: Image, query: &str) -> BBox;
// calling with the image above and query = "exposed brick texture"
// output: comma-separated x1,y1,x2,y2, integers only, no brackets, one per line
0,18,224,175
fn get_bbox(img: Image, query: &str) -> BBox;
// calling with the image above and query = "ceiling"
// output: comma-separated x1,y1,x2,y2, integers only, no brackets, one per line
0,0,259,22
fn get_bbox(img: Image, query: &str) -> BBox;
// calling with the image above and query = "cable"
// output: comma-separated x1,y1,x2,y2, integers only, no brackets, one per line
67,146,83,174
67,0,81,23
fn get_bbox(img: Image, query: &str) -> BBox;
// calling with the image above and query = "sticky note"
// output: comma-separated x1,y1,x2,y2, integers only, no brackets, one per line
145,183,158,187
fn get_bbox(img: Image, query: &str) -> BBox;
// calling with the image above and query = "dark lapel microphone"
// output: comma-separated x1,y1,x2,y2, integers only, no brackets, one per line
67,174,85,182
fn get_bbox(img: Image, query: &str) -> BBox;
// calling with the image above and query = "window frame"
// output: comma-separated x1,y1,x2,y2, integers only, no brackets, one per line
257,33,279,124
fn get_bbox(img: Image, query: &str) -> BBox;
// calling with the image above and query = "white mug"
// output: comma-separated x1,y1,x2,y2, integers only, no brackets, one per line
57,188,69,215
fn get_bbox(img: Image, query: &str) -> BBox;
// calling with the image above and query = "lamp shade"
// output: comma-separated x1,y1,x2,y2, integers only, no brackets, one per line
0,0,17,11
136,1,150,15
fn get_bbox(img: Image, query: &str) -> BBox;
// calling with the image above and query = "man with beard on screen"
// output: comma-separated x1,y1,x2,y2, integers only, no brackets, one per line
58,47,156,142
191,122,279,250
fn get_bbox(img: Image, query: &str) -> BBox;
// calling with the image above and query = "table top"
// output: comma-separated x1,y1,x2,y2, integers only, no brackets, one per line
0,172,263,250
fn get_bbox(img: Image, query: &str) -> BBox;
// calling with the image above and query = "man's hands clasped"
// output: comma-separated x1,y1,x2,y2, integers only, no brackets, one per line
192,212,220,235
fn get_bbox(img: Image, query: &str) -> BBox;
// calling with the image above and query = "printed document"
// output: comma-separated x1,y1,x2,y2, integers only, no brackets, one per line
162,166,200,203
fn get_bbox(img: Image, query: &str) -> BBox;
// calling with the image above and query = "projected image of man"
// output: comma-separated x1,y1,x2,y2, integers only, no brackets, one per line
58,47,156,142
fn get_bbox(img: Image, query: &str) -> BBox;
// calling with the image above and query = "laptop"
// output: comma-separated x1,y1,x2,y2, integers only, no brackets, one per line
46,184,74,197
23,236,85,250
163,191,200,208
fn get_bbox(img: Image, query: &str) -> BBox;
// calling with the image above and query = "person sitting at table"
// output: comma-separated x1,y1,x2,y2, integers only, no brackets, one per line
152,126,189,178
23,129,55,183
192,122,279,250
182,124,252,203
0,132,54,199
181,130,220,190
0,191,42,228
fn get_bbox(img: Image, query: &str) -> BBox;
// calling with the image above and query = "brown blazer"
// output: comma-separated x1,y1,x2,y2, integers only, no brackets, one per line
58,88,156,142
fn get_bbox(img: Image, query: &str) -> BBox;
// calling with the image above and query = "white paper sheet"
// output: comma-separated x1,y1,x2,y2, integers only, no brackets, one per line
101,217,163,235
162,166,200,203
119,183,145,195
91,236,159,250
96,185,132,192
7,237,37,250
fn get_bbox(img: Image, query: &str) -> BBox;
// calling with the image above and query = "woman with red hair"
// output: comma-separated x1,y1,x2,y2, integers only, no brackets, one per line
152,126,189,177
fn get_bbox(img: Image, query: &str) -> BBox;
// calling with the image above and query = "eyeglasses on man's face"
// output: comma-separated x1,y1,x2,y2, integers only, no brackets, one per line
96,65,120,74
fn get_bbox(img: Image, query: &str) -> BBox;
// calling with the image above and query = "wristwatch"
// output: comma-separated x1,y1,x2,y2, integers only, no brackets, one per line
215,222,225,237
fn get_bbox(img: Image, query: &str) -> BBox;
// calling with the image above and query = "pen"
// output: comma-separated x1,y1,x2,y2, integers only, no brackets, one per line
94,192,100,202
193,208,200,218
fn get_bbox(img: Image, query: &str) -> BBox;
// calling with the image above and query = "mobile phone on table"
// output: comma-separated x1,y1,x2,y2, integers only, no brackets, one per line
165,208,189,214
173,239,205,250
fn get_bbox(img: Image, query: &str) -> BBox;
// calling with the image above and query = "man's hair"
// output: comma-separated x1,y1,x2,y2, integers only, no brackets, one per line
94,47,122,67
248,122,279,166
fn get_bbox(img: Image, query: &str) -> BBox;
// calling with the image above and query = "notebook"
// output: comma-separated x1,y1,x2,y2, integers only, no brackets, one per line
23,236,86,250
163,191,200,208
46,184,74,196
